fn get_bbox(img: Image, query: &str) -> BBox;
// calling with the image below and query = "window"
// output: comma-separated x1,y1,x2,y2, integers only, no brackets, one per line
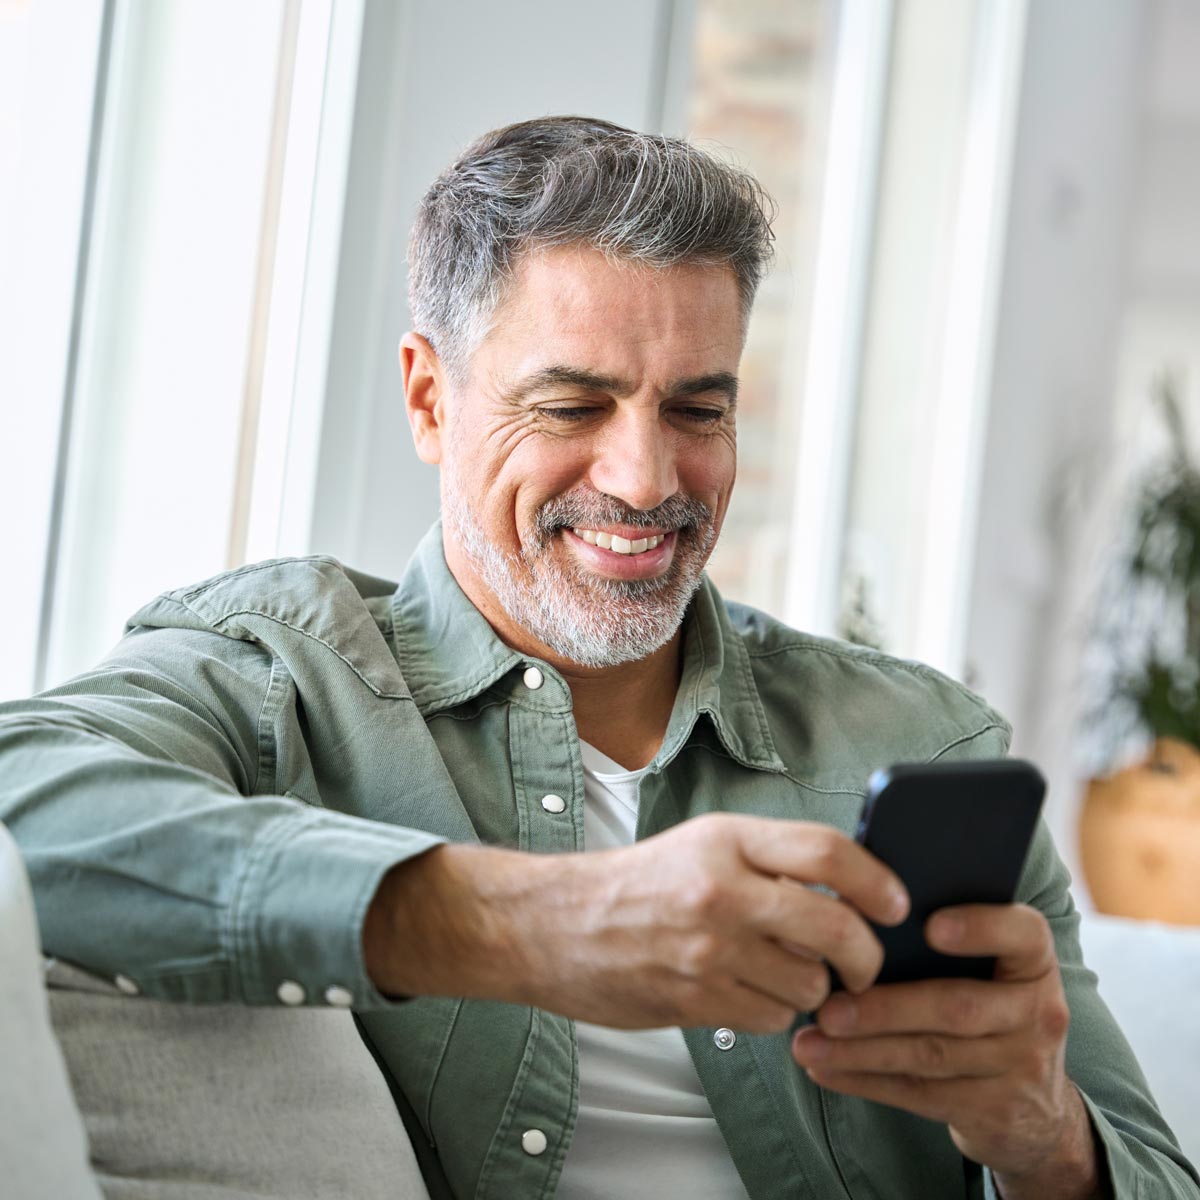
1,0,362,698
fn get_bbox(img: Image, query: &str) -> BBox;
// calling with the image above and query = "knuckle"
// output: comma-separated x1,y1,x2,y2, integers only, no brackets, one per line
809,833,844,878
681,877,727,921
679,931,724,977
917,1034,950,1074
693,811,733,836
822,904,856,950
799,964,831,1011
1039,997,1070,1040
942,986,983,1034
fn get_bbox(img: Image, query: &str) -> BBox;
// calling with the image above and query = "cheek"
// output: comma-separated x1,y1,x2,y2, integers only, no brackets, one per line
678,435,737,512
502,437,594,537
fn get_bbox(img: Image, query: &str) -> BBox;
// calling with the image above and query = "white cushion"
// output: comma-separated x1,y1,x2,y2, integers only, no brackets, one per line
1077,910,1200,1166
0,823,103,1199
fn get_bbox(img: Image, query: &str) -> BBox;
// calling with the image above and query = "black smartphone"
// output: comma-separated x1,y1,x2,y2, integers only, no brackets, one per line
819,759,1045,999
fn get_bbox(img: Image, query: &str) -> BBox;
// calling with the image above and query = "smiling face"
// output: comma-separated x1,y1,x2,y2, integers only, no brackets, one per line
403,244,744,670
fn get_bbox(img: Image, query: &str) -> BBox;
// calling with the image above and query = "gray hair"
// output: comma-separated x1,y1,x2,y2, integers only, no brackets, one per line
407,115,776,380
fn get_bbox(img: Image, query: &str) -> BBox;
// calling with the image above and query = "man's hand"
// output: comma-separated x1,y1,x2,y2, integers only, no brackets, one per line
363,812,909,1032
791,904,1105,1200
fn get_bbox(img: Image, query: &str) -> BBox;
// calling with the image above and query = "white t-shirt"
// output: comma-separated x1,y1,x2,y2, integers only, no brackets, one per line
554,741,751,1199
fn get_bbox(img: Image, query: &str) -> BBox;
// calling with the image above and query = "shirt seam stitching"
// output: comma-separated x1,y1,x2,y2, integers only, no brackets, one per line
423,997,466,1143
476,1005,541,1198
729,614,779,760
175,554,340,601
926,723,1010,762
205,607,412,700
251,653,280,794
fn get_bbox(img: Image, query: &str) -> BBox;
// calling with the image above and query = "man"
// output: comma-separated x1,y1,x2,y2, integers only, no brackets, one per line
0,117,1195,1200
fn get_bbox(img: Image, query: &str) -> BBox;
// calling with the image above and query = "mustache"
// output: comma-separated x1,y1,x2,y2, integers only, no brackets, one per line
533,488,713,542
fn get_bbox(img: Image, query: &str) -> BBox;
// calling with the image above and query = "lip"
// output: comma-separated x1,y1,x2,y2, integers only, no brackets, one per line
561,528,677,580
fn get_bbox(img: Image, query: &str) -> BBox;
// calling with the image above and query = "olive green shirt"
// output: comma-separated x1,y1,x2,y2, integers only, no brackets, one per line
1,526,1196,1199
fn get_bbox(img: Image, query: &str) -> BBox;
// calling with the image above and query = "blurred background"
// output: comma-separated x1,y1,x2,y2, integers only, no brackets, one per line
3,0,1200,1124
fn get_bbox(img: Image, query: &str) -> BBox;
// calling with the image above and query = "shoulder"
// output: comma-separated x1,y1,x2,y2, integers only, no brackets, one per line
724,600,1011,791
126,556,399,635
121,556,407,698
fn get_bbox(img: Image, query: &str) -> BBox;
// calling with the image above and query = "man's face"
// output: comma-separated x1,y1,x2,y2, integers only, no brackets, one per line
432,244,743,668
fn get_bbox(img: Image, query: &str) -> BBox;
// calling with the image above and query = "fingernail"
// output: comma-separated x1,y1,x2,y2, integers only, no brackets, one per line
887,886,909,923
793,1032,830,1061
821,995,857,1034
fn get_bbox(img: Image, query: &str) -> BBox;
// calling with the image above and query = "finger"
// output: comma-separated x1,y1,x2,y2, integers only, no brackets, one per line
815,977,1032,1038
792,1025,1011,1080
732,937,833,1013
800,1066,983,1126
925,904,1057,983
749,876,885,995
721,979,802,1035
735,819,910,928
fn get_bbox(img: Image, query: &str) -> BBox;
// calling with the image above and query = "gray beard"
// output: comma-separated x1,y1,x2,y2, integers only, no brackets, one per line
442,479,714,669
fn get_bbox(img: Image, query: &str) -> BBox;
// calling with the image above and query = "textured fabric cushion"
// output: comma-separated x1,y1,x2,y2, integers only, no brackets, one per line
0,823,102,1199
46,960,431,1200
1077,911,1200,1166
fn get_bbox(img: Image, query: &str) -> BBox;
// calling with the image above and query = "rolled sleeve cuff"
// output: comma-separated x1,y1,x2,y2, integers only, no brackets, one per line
230,806,447,1010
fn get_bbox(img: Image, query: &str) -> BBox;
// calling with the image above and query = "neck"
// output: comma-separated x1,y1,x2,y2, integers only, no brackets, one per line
444,539,683,771
562,637,682,770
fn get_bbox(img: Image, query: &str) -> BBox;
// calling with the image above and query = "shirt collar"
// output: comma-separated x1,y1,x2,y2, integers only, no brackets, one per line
390,522,785,775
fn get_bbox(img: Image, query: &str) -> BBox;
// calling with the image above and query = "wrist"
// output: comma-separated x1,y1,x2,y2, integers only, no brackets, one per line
363,843,562,1003
991,1086,1107,1200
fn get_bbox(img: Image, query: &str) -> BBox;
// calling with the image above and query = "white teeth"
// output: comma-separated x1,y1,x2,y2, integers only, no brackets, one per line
569,529,667,555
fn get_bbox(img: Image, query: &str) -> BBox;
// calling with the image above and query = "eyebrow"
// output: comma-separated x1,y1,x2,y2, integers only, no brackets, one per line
502,365,739,408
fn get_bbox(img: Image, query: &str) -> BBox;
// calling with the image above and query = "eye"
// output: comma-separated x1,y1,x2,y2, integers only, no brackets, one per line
538,405,603,422
674,406,726,424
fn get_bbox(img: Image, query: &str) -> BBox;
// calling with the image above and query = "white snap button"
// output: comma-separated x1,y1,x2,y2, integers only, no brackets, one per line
540,793,566,814
277,980,306,1006
714,1027,736,1051
521,1129,548,1156
523,666,544,690
324,985,354,1008
114,974,140,996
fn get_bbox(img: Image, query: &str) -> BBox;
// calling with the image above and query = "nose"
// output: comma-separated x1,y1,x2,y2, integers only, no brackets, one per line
588,408,680,513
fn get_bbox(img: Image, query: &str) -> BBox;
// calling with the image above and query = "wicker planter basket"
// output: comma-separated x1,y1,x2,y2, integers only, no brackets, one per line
1080,737,1200,925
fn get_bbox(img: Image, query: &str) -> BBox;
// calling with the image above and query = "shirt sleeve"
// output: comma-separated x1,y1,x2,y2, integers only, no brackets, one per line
0,624,446,1009
935,725,1200,1197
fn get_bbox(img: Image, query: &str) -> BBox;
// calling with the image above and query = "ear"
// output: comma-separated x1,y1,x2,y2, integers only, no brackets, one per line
400,332,447,465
